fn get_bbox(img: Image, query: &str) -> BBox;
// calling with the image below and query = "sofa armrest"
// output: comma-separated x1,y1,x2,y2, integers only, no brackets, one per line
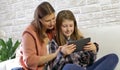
0,61,7,70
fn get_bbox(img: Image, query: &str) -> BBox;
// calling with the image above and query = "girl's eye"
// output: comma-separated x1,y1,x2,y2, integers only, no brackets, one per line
62,25,67,27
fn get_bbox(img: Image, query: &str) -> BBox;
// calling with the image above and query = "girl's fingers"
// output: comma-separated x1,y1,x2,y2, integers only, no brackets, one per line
83,45,91,50
68,45,76,50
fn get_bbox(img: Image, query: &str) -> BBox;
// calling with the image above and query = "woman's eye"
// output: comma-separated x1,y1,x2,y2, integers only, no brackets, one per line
70,25,73,27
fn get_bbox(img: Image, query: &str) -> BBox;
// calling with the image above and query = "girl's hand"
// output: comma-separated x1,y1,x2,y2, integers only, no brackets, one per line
61,44,76,56
83,42,96,53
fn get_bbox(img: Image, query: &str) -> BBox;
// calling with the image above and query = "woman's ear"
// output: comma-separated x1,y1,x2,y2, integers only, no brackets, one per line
39,19,43,23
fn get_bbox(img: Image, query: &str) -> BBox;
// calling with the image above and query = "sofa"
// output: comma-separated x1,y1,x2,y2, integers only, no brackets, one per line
81,25,120,70
0,58,21,70
0,25,119,70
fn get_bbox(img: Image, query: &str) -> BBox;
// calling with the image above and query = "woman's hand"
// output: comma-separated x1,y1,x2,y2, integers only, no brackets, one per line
61,44,76,56
83,42,97,53
44,37,50,45
54,46,62,56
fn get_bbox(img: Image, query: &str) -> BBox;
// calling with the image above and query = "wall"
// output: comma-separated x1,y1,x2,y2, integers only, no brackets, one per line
0,0,120,41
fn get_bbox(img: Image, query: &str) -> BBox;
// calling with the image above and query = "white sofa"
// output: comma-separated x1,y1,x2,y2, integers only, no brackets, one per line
0,58,21,70
81,25,120,70
0,25,119,70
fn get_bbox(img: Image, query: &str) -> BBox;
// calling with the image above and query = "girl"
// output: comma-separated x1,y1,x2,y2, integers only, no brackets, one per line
48,10,119,70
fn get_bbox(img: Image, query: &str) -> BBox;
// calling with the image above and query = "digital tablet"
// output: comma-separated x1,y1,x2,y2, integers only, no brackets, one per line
68,37,91,52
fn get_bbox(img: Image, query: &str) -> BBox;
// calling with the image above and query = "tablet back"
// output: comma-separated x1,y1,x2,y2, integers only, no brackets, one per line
68,37,91,52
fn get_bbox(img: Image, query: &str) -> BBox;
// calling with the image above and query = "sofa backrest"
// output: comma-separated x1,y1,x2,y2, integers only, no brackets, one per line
80,25,120,70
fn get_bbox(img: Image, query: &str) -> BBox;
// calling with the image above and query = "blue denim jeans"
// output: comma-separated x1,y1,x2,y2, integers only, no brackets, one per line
62,53,119,70
11,67,24,70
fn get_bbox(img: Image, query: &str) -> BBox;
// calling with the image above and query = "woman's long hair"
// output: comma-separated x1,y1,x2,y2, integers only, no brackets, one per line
31,2,55,43
55,10,83,46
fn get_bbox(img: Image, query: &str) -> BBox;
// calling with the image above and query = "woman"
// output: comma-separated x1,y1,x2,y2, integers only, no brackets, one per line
48,10,119,70
17,2,67,70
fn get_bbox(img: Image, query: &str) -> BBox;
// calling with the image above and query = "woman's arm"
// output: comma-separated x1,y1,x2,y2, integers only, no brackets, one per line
22,33,60,69
38,48,60,66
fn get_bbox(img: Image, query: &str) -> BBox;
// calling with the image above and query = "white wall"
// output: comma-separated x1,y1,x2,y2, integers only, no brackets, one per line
0,0,120,41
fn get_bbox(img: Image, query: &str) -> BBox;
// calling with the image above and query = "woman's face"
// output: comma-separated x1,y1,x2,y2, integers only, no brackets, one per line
61,19,74,38
40,13,56,30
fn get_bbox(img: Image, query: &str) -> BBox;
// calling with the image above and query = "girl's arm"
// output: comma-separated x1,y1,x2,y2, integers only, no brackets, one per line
48,40,66,70
49,40,76,70
83,42,99,54
82,42,99,66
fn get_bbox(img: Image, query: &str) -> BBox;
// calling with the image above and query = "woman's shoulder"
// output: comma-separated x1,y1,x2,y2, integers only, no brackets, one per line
24,24,34,31
22,24,38,40
23,24,35,34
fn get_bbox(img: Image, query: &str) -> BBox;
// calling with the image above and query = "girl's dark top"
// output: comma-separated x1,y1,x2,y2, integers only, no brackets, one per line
48,38,99,70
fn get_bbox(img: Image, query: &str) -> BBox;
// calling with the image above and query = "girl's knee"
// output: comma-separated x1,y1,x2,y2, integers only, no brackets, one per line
108,53,119,63
63,64,84,70
63,64,72,70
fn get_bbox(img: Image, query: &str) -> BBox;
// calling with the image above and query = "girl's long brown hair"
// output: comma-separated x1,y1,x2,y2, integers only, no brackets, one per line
55,10,84,46
31,2,55,43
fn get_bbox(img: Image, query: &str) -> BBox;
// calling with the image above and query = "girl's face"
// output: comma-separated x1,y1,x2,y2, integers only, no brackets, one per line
61,19,74,39
40,13,56,30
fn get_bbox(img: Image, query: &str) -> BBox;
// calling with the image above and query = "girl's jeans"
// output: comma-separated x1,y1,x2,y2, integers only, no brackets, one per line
63,53,119,70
